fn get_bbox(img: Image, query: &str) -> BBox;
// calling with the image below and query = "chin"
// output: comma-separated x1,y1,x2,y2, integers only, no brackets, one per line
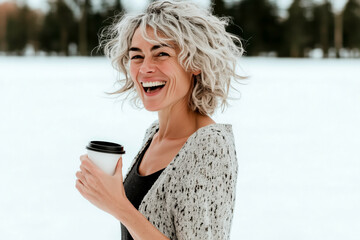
143,103,162,112
144,107,159,112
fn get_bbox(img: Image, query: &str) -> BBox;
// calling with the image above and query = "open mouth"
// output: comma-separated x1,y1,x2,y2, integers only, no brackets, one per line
141,81,166,93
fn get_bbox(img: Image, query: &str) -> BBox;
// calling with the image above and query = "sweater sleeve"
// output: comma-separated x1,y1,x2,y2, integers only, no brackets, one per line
172,130,238,240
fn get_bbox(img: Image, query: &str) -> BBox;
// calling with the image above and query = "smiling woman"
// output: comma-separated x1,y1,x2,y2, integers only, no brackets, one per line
75,1,244,240
100,0,243,115
128,27,199,112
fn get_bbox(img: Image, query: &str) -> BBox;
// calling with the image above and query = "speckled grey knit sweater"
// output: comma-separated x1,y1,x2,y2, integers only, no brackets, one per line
124,121,238,240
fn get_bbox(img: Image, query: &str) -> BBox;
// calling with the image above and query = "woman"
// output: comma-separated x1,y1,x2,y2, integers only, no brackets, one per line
75,1,244,239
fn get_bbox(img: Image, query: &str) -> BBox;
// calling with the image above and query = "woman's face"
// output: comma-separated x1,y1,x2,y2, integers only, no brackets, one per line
129,27,197,112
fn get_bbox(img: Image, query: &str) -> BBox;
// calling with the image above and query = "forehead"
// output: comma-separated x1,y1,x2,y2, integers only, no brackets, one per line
131,26,175,48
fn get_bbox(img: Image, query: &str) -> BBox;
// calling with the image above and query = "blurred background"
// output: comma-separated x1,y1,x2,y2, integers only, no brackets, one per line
0,0,359,58
0,1,359,240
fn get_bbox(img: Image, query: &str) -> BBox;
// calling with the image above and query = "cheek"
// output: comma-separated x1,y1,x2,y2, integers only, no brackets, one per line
166,62,191,84
129,63,137,80
129,64,142,94
175,70,193,92
129,63,139,81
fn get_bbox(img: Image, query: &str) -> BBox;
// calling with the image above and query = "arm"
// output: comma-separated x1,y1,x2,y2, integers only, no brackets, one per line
173,135,238,240
75,155,169,240
120,203,169,240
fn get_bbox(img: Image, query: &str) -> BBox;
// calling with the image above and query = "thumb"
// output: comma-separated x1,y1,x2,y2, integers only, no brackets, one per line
114,157,123,177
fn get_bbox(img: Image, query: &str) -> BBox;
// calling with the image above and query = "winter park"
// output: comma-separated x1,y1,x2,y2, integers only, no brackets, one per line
1,0,360,240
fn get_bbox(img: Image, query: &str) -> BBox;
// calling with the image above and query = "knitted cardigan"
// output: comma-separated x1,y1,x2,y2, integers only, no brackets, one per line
123,121,238,240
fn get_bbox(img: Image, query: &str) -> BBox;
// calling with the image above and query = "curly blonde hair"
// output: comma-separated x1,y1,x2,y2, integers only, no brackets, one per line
100,0,244,115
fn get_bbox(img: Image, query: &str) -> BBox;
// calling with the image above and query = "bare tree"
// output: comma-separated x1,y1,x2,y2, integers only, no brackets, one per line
334,10,343,58
76,0,90,56
320,0,331,58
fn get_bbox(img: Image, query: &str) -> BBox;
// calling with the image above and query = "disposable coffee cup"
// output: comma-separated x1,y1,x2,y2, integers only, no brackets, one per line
86,141,125,175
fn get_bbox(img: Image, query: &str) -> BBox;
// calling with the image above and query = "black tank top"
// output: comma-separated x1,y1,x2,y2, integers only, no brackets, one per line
121,139,165,240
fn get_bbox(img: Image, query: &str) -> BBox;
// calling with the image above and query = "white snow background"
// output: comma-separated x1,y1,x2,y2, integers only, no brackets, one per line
0,56,359,240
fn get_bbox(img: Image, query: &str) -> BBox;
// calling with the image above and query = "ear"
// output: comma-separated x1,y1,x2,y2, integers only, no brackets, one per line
193,70,201,76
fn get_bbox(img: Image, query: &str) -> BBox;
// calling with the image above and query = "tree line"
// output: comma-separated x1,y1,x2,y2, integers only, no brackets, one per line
0,0,359,58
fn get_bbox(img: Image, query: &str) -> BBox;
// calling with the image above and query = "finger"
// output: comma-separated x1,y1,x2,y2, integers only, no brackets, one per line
79,155,92,175
80,163,91,176
76,170,95,192
76,179,93,200
78,167,101,193
76,171,87,186
76,179,97,200
114,157,123,177
81,158,103,177
76,179,88,197
80,154,88,162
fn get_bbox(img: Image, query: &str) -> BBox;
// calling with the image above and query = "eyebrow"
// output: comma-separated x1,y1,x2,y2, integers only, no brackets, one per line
129,44,174,52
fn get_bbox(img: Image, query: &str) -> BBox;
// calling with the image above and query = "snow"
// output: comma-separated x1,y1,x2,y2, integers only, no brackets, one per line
0,56,359,239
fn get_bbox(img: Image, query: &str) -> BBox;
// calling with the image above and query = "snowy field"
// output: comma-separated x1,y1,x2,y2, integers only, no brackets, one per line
0,56,359,240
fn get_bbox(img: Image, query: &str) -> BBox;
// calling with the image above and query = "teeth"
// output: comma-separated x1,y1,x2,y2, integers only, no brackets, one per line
141,81,166,88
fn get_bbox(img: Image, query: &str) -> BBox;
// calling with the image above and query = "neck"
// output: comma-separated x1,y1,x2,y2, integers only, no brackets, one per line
156,99,200,142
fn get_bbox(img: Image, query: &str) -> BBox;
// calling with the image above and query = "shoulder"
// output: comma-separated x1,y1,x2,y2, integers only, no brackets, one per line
188,123,236,156
142,120,159,144
178,123,238,175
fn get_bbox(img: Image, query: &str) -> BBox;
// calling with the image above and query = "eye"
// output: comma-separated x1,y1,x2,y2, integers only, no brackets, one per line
130,55,143,60
158,52,170,57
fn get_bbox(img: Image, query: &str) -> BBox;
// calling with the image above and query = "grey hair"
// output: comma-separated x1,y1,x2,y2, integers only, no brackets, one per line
99,0,244,115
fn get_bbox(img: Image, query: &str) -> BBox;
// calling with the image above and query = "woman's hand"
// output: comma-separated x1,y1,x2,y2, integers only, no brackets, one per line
76,155,170,240
75,155,130,220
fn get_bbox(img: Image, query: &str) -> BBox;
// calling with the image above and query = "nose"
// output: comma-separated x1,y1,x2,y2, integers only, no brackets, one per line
139,57,156,74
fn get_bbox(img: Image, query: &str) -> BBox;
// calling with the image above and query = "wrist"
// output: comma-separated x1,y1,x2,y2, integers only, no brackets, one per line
114,200,170,240
116,199,136,223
